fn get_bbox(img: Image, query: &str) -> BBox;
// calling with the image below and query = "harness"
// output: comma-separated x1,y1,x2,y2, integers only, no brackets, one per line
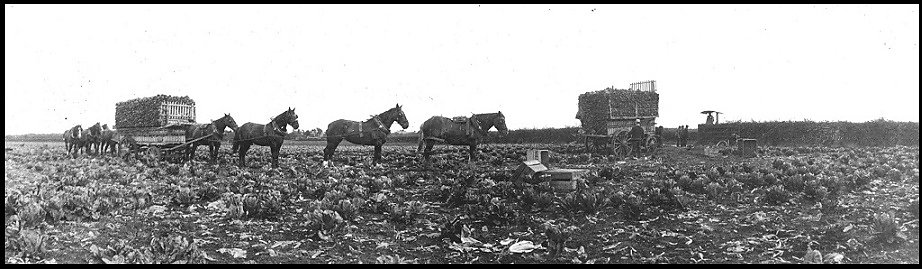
198,122,225,142
232,120,287,143
453,115,486,138
323,115,389,139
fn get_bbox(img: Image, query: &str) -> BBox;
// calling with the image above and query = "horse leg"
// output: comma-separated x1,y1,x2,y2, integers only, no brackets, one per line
424,140,434,162
323,138,342,162
271,144,281,168
238,143,250,167
211,143,219,164
417,134,425,154
187,144,196,163
373,144,383,164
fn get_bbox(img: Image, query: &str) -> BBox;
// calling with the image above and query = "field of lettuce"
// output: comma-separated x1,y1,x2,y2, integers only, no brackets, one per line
4,141,919,264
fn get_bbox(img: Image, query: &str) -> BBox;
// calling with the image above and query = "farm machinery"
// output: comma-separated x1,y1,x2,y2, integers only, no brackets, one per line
696,110,758,157
575,80,662,158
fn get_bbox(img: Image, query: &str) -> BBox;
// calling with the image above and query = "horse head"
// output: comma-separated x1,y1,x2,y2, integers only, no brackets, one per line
73,125,83,138
283,107,299,130
218,113,239,132
494,111,509,135
393,104,409,129
88,122,102,136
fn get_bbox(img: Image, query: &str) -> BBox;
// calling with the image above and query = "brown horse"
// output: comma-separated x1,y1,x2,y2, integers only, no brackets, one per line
323,104,409,164
231,108,299,168
80,123,102,155
185,114,239,163
63,125,83,156
98,124,121,156
417,112,508,163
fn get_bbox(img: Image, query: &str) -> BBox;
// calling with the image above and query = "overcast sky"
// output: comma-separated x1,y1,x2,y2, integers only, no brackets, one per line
5,4,919,135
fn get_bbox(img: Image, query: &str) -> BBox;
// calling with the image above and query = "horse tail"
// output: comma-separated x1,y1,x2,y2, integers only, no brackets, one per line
417,128,425,153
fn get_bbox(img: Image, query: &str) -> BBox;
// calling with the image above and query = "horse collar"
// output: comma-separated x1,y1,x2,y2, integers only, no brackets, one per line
373,116,389,134
470,116,487,136
268,121,286,136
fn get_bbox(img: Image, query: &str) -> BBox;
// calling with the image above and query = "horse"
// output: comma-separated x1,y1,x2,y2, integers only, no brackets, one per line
185,114,239,163
99,124,121,156
63,125,83,156
417,112,508,163
79,123,102,155
231,108,299,168
323,104,409,165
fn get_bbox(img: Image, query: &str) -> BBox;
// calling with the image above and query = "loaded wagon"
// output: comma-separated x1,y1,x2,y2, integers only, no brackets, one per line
696,110,739,147
575,80,661,157
114,95,198,161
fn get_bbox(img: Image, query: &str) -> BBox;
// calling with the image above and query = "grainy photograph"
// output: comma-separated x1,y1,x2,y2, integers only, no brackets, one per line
4,4,919,264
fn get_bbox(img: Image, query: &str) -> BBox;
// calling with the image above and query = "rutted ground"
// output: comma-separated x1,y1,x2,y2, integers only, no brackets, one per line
4,141,919,264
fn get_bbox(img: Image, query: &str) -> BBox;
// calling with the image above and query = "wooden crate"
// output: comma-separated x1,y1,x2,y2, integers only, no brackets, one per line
514,160,549,184
736,139,757,157
541,168,589,192
526,150,551,163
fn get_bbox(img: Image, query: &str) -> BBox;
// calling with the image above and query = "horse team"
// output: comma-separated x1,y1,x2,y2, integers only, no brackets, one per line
63,104,509,168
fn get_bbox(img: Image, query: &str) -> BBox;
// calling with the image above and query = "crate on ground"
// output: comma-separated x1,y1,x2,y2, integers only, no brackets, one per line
540,168,589,192
736,138,757,157
526,149,551,163
513,160,549,184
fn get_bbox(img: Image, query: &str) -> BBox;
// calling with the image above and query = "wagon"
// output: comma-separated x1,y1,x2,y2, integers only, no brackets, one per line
576,81,662,158
113,96,199,162
696,111,739,147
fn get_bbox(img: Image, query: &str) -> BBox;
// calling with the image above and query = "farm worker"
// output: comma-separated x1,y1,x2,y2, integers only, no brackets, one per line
676,125,683,147
629,119,645,157
655,126,664,148
706,114,714,125
679,125,688,147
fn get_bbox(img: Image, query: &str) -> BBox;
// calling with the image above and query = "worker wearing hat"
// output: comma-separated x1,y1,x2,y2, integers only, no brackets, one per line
629,119,645,158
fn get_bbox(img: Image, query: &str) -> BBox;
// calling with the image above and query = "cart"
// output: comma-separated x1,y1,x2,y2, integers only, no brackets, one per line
114,97,198,162
576,80,661,158
696,110,739,147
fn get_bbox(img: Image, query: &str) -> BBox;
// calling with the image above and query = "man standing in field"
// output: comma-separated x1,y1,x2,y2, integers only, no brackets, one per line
629,119,645,158
679,125,688,147
676,125,684,147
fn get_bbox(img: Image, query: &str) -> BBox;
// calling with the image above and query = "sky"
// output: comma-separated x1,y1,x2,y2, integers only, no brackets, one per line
5,4,919,135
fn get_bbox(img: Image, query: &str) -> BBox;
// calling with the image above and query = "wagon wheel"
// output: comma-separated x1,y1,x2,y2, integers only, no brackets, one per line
716,140,730,148
645,135,660,154
146,146,162,160
612,131,631,158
